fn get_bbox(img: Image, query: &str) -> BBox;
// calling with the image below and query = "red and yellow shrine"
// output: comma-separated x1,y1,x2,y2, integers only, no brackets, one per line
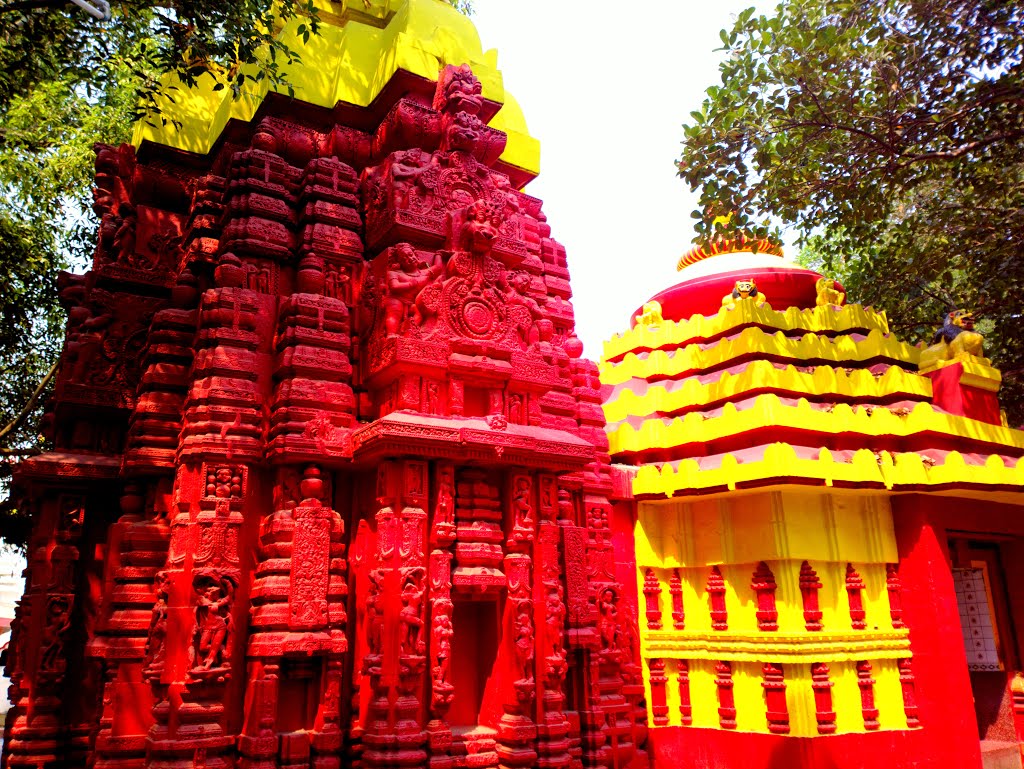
603,240,1024,768
3,2,1024,769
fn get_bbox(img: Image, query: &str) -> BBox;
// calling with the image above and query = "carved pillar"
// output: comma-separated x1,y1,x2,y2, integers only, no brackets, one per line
714,661,737,730
762,662,789,734
669,570,685,630
6,494,85,769
846,564,867,630
799,561,823,631
898,658,921,728
857,660,880,730
497,552,537,769
707,567,728,631
647,659,669,726
811,662,836,734
887,563,906,629
89,483,171,769
536,484,570,769
643,569,662,631
363,460,429,769
751,562,778,632
677,661,692,726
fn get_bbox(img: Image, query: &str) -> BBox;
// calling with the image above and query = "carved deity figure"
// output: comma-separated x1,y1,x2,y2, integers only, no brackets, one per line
436,63,483,115
435,473,454,528
365,570,385,657
190,572,236,672
506,272,545,345
597,587,620,653
399,570,425,656
206,466,242,499
511,477,535,536
460,199,503,260
38,596,72,680
721,278,767,310
144,572,171,675
432,613,454,682
513,603,534,679
384,243,443,334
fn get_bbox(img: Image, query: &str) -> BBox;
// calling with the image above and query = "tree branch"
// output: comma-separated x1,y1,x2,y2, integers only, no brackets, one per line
0,360,58,444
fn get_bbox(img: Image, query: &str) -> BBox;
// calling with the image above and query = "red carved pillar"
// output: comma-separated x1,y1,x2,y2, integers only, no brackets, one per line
498,551,538,769
715,661,737,729
89,483,171,769
751,562,778,631
677,661,693,726
648,659,669,726
643,568,663,630
669,569,685,630
427,463,455,769
799,561,823,631
363,460,429,769
6,494,88,769
810,662,836,734
536,483,571,769
898,658,921,727
857,660,880,730
887,563,906,628
846,563,867,630
761,662,789,734
707,566,728,630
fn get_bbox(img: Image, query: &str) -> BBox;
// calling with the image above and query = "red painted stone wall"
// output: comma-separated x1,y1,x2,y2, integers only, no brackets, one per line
1,65,647,769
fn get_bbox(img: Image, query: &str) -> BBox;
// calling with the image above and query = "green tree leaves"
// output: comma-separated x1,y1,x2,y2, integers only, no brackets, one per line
680,0,1024,420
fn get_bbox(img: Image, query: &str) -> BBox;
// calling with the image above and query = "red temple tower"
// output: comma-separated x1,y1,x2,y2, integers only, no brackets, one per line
0,6,646,767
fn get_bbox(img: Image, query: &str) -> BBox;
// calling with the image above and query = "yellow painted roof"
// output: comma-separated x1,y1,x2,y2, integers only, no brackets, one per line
601,295,1024,500
132,0,540,176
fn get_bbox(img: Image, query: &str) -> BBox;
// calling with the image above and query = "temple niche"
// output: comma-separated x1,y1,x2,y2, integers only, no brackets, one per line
1,12,644,764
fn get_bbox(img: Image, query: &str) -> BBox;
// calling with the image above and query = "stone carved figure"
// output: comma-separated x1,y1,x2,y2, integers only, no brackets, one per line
815,277,845,307
431,612,454,685
436,64,484,115
930,309,985,360
722,278,767,310
190,571,236,673
513,602,534,681
144,571,171,676
636,300,663,327
365,570,385,658
399,569,426,656
206,466,243,499
435,472,454,528
384,243,444,334
38,596,73,681
511,477,535,539
597,587,620,654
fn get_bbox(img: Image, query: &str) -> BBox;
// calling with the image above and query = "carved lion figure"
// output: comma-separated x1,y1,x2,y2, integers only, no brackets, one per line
722,278,767,310
815,277,845,307
929,309,985,360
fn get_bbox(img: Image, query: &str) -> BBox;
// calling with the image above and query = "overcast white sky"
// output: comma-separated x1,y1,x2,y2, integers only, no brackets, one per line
470,1,761,358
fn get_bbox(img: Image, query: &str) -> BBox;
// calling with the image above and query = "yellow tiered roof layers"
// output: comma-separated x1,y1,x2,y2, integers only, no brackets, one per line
604,302,891,362
608,395,1024,458
131,0,540,175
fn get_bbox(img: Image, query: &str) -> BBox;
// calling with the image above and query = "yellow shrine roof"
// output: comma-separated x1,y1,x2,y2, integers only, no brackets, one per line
131,0,539,176
602,292,1023,501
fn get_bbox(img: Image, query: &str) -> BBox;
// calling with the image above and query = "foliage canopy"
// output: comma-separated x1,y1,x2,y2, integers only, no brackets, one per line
679,0,1024,419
